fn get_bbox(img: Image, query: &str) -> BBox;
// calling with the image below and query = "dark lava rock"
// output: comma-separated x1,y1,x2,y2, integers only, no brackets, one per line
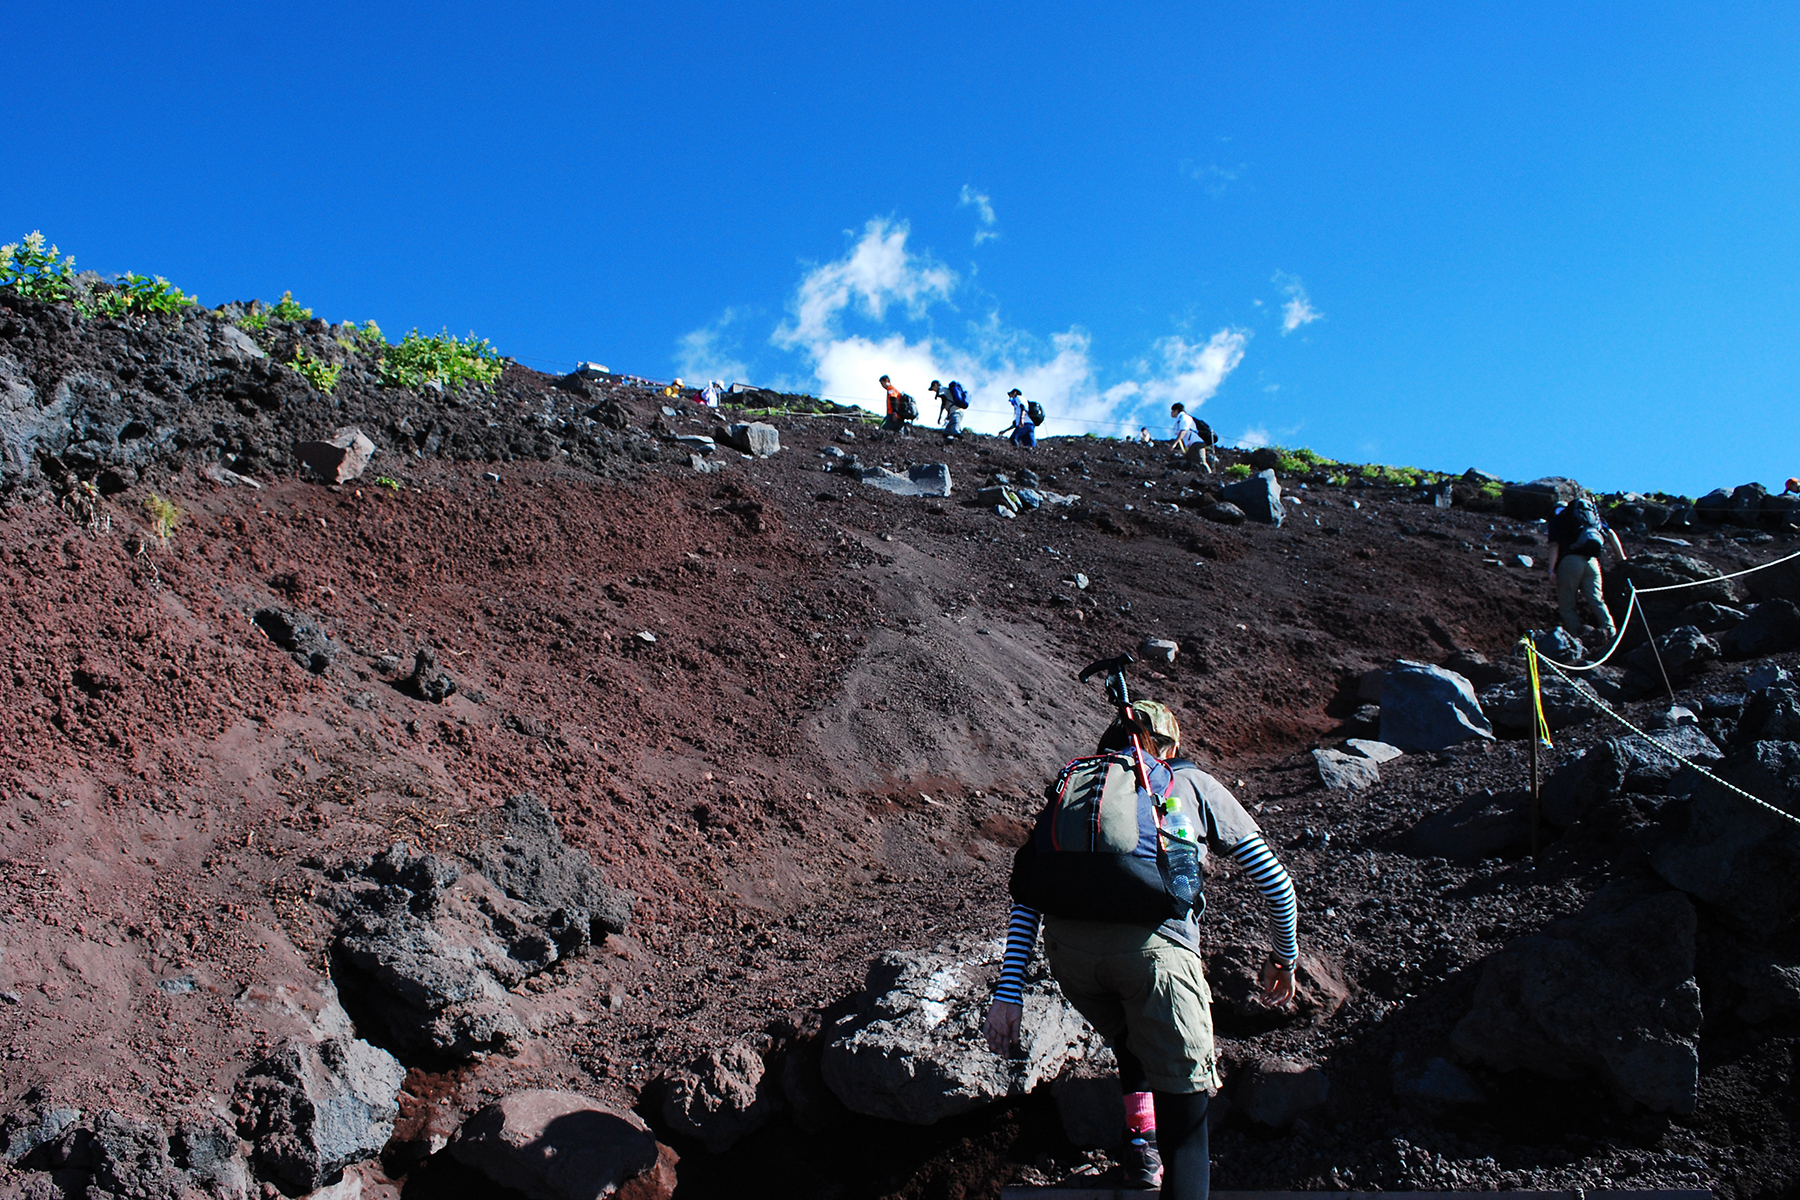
1740,685,1800,742
1721,599,1800,659
1501,476,1579,521
1624,624,1719,680
1404,791,1531,861
655,1041,778,1154
1233,1056,1329,1128
473,792,634,941
1380,660,1494,751
1200,500,1246,525
402,645,456,702
1481,673,1598,733
252,606,335,673
1451,885,1701,1114
1654,741,1800,930
1675,600,1747,633
234,1036,406,1193
1219,469,1283,526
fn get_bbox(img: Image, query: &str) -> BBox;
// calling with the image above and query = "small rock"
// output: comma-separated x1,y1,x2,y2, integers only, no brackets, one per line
295,427,377,484
689,454,720,474
656,1042,776,1154
1344,738,1403,763
1313,748,1380,791
1391,1052,1485,1109
722,422,781,458
672,435,715,455
402,646,456,703
448,1090,673,1200
1200,501,1246,526
636,630,657,644
1073,573,1089,590
861,463,953,498
1515,554,1534,569
1139,637,1179,664
484,472,502,482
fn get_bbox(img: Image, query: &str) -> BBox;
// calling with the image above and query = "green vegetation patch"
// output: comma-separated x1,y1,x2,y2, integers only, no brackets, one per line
142,493,180,541
1224,463,1253,479
269,291,312,322
0,232,75,302
290,347,342,394
378,328,505,390
81,273,197,319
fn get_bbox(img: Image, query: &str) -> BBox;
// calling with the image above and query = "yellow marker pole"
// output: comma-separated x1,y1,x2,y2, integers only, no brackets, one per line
1523,639,1554,859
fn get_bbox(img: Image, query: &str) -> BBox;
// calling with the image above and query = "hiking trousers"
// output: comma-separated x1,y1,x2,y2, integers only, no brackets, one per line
1041,923,1220,1094
1556,554,1615,641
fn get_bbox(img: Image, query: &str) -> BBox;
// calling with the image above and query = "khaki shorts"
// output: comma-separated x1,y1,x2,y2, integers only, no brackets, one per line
1043,920,1219,1094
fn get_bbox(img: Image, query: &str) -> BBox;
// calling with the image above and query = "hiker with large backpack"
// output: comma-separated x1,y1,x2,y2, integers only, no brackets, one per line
929,379,968,439
1546,490,1627,645
878,374,916,434
983,654,1299,1198
1006,388,1037,450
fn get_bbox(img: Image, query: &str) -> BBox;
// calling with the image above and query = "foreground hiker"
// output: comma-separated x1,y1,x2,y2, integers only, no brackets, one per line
984,687,1299,1199
1546,490,1627,646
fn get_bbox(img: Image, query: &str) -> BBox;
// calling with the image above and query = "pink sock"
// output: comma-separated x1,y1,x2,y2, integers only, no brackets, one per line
1124,1091,1156,1135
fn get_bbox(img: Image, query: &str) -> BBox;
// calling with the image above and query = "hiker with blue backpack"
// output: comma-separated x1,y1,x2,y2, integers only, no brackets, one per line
983,654,1299,1198
1007,387,1042,449
1546,490,1627,646
929,379,969,439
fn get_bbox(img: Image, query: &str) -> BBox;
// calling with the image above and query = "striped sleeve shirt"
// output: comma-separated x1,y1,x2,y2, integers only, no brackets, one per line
993,833,1299,1006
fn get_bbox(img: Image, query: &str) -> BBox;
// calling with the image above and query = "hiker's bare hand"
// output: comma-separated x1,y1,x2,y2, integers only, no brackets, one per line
1260,958,1298,1008
984,1000,1022,1054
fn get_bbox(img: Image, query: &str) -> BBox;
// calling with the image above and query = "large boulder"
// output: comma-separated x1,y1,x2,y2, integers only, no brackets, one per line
295,426,376,484
326,834,618,1061
1390,1051,1486,1110
1233,1057,1329,1128
1451,887,1702,1114
1741,685,1800,742
655,1042,777,1154
718,422,780,458
448,1090,674,1200
1502,477,1579,520
472,792,634,942
1379,660,1494,751
234,1035,407,1193
1729,483,1768,527
820,940,1104,1125
1219,469,1283,526
1618,553,1740,629
1721,600,1800,659
1653,741,1800,930
1625,625,1719,680
861,463,952,498
1539,726,1723,827
1480,674,1598,733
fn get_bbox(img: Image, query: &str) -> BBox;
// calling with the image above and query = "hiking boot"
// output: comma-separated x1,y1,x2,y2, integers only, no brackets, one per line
1121,1135,1163,1189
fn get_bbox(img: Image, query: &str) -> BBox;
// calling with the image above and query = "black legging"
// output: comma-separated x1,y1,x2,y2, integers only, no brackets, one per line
1154,1090,1211,1200
1114,1043,1211,1199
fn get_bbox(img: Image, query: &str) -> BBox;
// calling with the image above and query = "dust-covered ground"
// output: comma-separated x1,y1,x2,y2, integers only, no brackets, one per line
1,293,1796,1199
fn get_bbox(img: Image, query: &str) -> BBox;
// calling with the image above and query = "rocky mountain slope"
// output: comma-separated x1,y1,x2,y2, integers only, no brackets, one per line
2,288,1799,1199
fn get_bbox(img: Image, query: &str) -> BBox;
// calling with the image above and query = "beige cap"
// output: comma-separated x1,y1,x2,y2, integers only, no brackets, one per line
1128,700,1180,748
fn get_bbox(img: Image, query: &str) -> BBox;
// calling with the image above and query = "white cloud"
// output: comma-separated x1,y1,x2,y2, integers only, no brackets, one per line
1181,161,1246,197
1237,425,1271,449
675,307,752,385
773,220,955,350
759,213,1250,439
959,185,998,245
1274,270,1322,334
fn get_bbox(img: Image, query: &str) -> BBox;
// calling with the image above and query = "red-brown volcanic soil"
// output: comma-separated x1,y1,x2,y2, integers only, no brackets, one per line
1,322,1795,1198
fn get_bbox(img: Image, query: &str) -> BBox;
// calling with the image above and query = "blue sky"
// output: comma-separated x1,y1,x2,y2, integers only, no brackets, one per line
5,2,1796,497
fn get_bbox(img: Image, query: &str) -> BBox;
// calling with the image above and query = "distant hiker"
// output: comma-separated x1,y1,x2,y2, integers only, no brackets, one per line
878,374,915,434
986,690,1299,1199
1170,403,1214,472
700,380,723,408
1138,427,1154,445
1788,477,1800,495
660,377,686,398
1546,490,1627,646
1007,388,1037,450
929,379,968,439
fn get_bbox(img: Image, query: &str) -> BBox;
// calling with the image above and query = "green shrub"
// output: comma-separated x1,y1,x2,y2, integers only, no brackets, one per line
142,493,180,541
237,307,269,332
1272,446,1336,475
1326,473,1352,487
0,232,75,302
82,273,196,318
290,347,341,394
269,291,312,322
357,319,385,349
1359,462,1435,488
374,475,401,490
378,328,504,390
1479,479,1503,500
1224,463,1252,479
